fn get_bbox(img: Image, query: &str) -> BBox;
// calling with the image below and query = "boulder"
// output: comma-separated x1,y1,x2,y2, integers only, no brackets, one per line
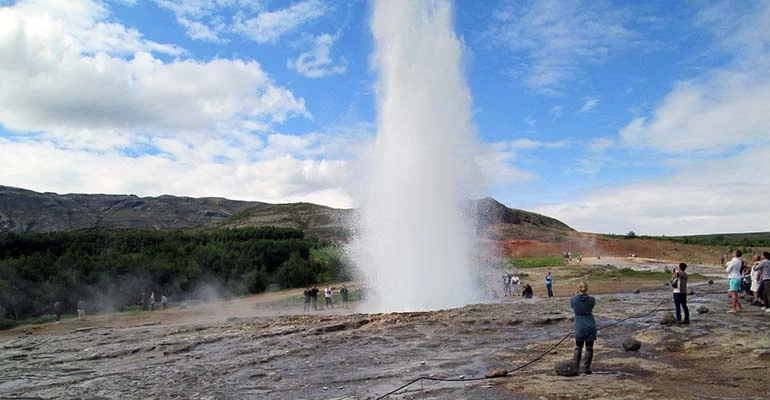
633,289,641,294
708,280,714,284
660,312,677,326
622,338,642,352
554,360,579,376
696,306,709,314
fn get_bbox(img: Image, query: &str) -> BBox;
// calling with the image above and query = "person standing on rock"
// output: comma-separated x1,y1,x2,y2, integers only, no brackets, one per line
324,287,333,309
571,281,596,374
77,299,86,320
671,263,689,324
755,251,770,312
749,254,762,306
310,286,319,310
726,250,743,313
545,271,554,298
53,300,63,322
340,285,349,308
303,288,311,312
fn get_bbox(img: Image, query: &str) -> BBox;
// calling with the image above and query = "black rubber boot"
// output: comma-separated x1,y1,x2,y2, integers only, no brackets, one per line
583,348,593,375
573,347,582,368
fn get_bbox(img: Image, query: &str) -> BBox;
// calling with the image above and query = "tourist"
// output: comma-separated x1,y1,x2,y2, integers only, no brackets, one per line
749,255,762,306
340,285,349,308
521,283,533,299
671,263,689,324
149,292,156,311
303,288,311,312
325,287,333,308
571,281,596,374
755,251,770,312
77,299,85,320
139,292,146,311
160,294,168,309
726,250,743,312
310,286,319,310
545,271,554,298
54,300,63,322
503,273,511,296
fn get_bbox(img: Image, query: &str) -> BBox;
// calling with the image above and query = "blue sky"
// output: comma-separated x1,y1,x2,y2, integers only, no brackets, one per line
1,0,769,235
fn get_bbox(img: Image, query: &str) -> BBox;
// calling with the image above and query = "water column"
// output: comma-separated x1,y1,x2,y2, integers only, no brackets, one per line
351,0,482,312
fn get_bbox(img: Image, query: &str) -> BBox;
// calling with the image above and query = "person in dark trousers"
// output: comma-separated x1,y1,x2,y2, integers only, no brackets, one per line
545,271,554,298
54,301,63,322
671,262,690,324
571,281,597,374
303,288,311,312
521,283,533,299
309,286,319,310
340,285,349,308
755,251,770,312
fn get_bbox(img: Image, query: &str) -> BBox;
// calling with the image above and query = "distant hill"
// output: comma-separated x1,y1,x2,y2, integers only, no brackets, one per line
0,185,573,241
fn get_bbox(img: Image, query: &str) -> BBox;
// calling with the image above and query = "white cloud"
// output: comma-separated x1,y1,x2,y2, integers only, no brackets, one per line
0,135,355,208
545,2,770,234
233,0,325,44
566,136,614,175
619,2,770,154
287,33,347,78
155,0,325,44
587,136,613,153
0,0,309,134
524,115,536,128
154,0,261,43
550,104,563,119
536,144,770,235
578,96,599,113
0,0,361,209
4,0,182,56
507,138,568,150
487,0,636,94
478,138,568,186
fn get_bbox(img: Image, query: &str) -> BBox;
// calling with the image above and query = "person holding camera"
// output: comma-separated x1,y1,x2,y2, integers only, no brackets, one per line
671,262,689,324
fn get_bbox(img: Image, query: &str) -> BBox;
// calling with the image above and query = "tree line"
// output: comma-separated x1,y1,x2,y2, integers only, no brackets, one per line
0,227,350,326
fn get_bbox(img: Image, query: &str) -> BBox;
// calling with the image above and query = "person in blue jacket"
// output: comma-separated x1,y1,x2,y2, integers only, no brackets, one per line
545,271,554,298
571,281,597,374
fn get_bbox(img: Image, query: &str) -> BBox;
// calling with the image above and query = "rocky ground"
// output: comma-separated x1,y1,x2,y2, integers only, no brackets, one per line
2,261,769,400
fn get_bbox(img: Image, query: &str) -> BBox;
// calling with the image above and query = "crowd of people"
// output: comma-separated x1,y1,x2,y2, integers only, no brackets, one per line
138,291,168,311
302,285,349,311
501,271,553,299
726,250,770,313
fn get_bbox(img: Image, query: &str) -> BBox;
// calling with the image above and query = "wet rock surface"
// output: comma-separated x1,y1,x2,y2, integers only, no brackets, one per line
1,281,769,400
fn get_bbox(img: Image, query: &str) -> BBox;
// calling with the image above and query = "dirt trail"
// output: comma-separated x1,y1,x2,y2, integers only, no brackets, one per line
2,262,769,400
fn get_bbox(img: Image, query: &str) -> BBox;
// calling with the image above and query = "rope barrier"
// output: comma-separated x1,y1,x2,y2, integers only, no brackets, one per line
375,294,678,400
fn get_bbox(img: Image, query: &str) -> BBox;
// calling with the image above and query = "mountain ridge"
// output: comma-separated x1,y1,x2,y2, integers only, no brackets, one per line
0,185,573,240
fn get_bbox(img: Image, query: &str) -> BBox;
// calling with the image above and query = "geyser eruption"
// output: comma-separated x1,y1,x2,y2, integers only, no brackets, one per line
352,0,482,312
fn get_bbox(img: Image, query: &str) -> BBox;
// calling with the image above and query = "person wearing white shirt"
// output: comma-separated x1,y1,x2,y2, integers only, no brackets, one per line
725,250,743,313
